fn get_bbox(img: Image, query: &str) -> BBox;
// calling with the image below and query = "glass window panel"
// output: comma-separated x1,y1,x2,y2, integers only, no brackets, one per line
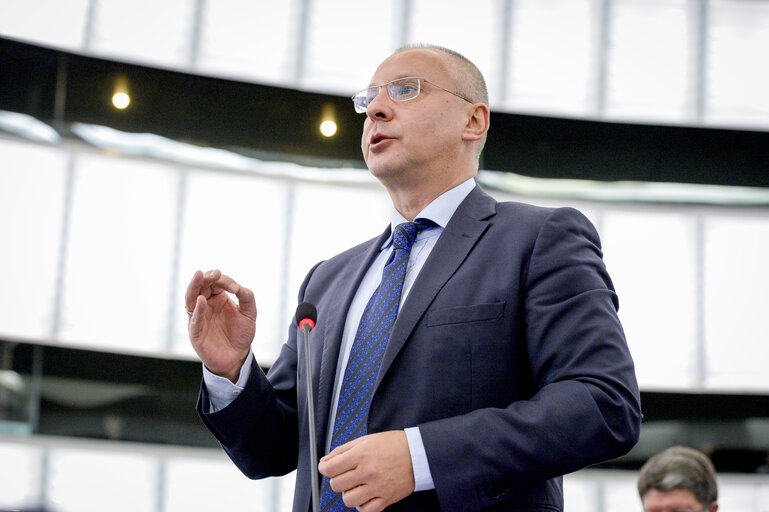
704,215,769,391
0,141,66,341
0,0,89,50
286,182,391,333
47,448,157,512
196,0,296,84
603,475,642,511
601,211,698,390
164,456,274,510
277,469,297,511
505,0,597,116
705,0,769,129
719,477,769,510
173,170,290,364
303,0,397,94
0,442,43,508
60,154,178,354
605,0,693,123
88,0,195,67
563,473,598,512
409,0,497,102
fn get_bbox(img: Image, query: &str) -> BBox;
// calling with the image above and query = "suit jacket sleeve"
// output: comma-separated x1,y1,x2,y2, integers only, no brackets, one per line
418,206,641,511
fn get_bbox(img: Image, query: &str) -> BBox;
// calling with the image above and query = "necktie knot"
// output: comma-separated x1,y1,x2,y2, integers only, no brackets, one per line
392,218,436,253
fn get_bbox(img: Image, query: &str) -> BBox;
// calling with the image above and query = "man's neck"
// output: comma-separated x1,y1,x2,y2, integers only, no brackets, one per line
388,175,474,221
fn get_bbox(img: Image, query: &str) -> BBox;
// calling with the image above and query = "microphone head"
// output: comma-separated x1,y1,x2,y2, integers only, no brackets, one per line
295,302,317,330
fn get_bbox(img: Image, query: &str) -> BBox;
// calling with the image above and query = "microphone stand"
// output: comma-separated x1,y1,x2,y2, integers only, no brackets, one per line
301,322,320,512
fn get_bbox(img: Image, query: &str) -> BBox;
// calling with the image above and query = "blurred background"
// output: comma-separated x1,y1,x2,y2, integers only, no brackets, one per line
0,0,768,510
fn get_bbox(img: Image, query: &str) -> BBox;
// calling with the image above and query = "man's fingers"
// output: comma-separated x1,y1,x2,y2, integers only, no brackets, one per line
339,484,370,509
185,269,223,312
327,465,363,494
184,270,205,313
321,435,361,462
339,486,387,512
197,269,223,292
185,269,257,319
319,441,359,478
357,496,387,512
234,284,257,318
215,275,257,317
188,295,209,335
320,431,413,510
211,274,257,319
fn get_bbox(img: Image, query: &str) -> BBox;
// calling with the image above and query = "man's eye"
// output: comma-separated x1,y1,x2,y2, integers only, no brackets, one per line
392,85,417,98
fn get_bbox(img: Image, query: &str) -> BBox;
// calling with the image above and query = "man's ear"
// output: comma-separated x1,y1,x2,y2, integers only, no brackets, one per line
461,103,490,142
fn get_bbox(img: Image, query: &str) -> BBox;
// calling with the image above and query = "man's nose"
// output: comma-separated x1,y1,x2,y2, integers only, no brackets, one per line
366,87,393,120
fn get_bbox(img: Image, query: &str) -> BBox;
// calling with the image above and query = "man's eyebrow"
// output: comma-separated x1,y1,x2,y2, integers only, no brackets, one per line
366,74,417,87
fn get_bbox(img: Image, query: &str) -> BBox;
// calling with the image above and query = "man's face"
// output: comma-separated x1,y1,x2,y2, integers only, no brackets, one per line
641,488,717,512
360,48,473,185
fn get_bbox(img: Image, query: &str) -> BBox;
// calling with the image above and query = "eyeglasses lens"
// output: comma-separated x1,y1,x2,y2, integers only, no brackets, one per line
387,78,421,102
352,78,422,113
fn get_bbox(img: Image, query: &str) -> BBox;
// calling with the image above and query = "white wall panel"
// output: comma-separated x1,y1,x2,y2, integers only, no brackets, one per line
706,0,769,129
47,448,157,512
196,0,297,83
0,0,89,50
87,0,195,67
605,0,694,122
602,210,699,390
0,141,66,341
59,154,177,353
505,0,598,116
704,215,769,391
0,442,43,509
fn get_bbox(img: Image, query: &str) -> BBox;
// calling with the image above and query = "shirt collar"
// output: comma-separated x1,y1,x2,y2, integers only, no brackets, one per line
381,177,476,249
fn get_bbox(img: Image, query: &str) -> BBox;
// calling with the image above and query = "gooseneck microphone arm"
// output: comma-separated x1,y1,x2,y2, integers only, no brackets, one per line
295,302,319,512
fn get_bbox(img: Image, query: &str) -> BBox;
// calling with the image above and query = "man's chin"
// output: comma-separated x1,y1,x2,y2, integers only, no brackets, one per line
367,163,403,183
365,156,398,178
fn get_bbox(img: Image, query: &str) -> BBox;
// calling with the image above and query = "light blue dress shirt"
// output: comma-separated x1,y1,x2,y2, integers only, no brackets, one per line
203,177,476,492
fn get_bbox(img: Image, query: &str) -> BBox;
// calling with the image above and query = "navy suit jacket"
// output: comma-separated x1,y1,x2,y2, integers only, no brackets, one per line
198,185,641,511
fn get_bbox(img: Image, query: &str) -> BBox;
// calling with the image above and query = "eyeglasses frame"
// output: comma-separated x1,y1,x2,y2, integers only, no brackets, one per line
351,76,474,114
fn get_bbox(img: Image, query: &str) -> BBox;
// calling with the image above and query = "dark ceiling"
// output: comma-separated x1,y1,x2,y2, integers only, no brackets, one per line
2,35,768,187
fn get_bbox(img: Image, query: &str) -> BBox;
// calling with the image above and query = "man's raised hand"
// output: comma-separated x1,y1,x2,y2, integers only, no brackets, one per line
185,269,257,382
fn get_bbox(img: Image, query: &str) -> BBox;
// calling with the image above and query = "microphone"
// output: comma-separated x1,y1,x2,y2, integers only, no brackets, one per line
295,302,319,512
296,301,317,331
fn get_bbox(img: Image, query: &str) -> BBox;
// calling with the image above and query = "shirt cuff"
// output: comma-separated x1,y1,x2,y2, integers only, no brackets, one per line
404,426,435,492
201,351,254,413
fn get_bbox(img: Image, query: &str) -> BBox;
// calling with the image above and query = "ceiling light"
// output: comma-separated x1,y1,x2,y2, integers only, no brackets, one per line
112,92,130,109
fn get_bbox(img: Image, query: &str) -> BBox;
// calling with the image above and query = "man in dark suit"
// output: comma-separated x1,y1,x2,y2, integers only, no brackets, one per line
185,44,641,512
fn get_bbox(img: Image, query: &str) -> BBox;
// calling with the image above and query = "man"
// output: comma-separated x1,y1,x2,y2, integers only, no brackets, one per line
638,446,719,512
186,44,641,512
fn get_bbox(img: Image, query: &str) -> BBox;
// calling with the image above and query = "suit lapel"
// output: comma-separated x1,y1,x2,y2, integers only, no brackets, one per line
314,226,391,449
375,186,497,388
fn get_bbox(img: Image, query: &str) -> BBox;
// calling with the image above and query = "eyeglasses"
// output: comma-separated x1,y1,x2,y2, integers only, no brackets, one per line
351,76,474,114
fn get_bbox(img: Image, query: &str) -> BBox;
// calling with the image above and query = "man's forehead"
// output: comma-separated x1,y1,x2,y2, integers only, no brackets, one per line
369,48,450,85
642,488,702,509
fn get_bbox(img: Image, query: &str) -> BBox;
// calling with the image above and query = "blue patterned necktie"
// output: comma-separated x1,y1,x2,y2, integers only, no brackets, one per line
319,218,435,512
